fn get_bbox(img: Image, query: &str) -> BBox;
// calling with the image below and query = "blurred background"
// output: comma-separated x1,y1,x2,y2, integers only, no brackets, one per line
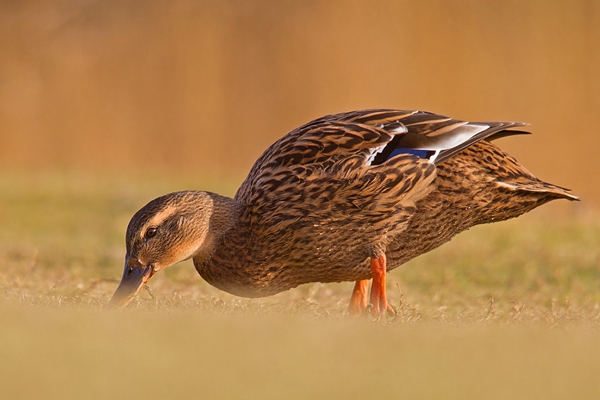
0,0,597,205
2,6,600,396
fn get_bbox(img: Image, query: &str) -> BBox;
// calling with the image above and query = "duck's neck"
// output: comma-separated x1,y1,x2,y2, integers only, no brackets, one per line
192,191,241,261
193,191,270,296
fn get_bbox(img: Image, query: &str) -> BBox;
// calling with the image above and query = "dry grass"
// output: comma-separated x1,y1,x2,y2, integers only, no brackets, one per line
1,171,599,399
3,306,600,400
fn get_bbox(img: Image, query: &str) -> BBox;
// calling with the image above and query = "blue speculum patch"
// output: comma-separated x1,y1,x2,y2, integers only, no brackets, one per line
388,148,435,159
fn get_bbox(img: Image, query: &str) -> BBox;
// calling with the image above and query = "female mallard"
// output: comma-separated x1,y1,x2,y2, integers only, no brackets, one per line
108,109,578,315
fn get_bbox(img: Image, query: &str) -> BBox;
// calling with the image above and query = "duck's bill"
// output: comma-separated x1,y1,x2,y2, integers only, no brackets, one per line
108,257,156,308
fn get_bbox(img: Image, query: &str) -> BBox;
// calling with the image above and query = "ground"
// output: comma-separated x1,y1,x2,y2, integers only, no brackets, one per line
1,171,599,399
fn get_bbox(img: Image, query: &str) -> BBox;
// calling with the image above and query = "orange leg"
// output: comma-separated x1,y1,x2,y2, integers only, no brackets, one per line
369,254,394,317
348,279,369,316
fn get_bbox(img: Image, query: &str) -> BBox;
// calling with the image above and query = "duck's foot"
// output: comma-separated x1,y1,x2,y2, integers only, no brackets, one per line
348,279,369,316
369,254,394,317
347,255,394,317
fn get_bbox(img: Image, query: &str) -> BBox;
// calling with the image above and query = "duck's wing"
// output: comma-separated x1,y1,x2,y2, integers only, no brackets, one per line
234,109,529,227
342,109,529,165
235,110,415,202
237,109,528,195
234,110,437,233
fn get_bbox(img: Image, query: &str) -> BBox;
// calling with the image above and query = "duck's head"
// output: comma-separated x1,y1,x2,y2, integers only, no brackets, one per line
108,191,222,308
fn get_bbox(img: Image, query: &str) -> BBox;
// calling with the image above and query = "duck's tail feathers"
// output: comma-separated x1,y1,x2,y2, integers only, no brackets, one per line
495,180,580,201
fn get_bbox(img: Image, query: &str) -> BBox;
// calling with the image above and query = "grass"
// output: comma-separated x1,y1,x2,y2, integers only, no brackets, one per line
1,170,599,399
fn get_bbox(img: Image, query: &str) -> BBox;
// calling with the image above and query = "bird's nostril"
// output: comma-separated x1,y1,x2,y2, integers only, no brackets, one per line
126,267,133,276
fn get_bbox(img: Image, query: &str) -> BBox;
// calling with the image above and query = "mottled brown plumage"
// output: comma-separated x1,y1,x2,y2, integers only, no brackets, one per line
109,109,578,313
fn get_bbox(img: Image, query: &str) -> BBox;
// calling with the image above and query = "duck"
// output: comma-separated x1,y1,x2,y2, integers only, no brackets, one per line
108,109,579,315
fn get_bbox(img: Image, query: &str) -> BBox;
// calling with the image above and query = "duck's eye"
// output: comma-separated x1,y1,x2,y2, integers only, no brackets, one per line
145,228,157,238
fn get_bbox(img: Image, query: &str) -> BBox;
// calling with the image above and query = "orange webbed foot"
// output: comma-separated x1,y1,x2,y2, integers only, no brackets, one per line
348,279,369,316
347,254,394,318
369,254,391,317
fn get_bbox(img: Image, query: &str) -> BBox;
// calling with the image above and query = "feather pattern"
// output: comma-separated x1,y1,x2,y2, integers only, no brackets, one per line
113,109,579,307
192,109,578,296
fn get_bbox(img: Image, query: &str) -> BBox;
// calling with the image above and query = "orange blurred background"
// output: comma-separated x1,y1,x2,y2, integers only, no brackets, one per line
0,0,597,205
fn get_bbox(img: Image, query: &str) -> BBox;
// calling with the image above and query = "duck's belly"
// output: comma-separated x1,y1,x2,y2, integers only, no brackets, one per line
195,227,376,298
